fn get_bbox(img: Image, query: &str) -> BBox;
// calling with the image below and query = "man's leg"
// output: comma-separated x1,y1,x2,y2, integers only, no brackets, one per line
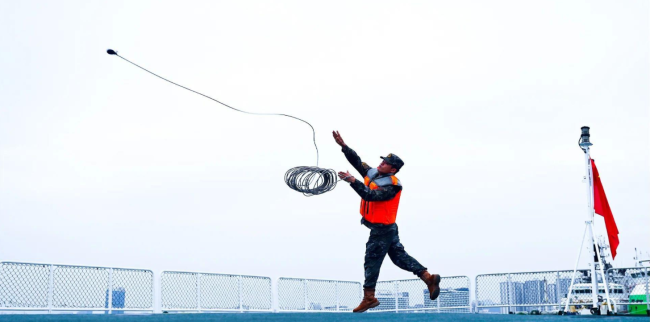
386,232,427,276
354,228,393,313
363,229,393,289
387,227,441,301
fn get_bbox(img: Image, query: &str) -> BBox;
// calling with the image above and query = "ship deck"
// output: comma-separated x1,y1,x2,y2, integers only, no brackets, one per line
0,313,647,322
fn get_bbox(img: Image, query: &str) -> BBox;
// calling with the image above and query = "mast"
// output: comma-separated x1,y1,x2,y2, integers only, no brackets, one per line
563,126,613,315
580,133,599,309
579,126,613,313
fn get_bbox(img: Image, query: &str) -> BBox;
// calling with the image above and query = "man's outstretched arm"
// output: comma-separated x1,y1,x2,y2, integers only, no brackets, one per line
333,131,369,177
350,180,401,201
337,171,401,201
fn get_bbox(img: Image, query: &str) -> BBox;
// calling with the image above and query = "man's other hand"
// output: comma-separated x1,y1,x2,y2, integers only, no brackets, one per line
333,131,346,147
338,171,356,183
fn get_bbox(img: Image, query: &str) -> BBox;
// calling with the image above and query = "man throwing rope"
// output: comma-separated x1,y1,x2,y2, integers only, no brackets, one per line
333,131,441,313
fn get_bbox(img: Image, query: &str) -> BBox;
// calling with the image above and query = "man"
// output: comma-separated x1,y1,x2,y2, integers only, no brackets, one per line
333,131,441,313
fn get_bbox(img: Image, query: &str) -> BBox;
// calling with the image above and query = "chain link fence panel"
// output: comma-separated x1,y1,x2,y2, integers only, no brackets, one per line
52,265,108,309
475,273,509,314
475,269,618,314
161,271,197,310
277,278,305,311
111,268,154,309
161,271,271,312
307,279,337,311
241,276,272,310
277,278,362,312
0,262,153,312
607,267,649,315
336,281,363,312
437,276,472,313
558,269,604,313
509,270,574,313
559,269,634,314
369,276,470,313
200,273,238,310
0,262,50,309
369,280,398,312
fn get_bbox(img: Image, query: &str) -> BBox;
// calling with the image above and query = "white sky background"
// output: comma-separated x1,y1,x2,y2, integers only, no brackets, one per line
0,0,648,285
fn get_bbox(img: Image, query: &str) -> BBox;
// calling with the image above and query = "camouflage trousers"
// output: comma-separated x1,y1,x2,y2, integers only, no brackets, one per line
362,220,427,289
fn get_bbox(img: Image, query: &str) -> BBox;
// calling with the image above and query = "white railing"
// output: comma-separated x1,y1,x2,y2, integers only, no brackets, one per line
277,277,362,312
4,260,647,315
160,271,272,312
0,262,153,313
473,268,649,315
475,269,598,314
607,267,649,315
477,270,574,314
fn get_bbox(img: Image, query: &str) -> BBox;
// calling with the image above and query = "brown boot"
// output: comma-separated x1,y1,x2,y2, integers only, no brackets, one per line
420,271,441,301
353,288,380,313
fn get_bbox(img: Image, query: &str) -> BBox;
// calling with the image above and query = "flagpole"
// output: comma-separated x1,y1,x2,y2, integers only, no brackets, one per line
583,143,600,311
580,126,615,314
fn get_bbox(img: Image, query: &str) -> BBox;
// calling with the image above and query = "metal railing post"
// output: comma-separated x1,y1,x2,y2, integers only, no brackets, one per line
303,279,308,311
196,273,201,312
474,276,479,314
271,278,277,313
47,265,54,314
238,275,243,313
436,289,441,313
645,267,649,314
507,273,512,314
108,268,113,314
555,271,561,311
394,281,399,313
153,270,162,313
335,281,339,312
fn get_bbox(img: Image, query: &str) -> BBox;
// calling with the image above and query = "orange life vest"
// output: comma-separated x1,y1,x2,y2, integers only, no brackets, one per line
359,168,402,225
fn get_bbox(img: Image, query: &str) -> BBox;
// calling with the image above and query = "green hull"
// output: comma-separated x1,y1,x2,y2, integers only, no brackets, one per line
628,295,648,315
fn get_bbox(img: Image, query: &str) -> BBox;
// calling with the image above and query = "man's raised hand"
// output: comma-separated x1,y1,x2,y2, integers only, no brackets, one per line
333,131,346,147
338,171,356,183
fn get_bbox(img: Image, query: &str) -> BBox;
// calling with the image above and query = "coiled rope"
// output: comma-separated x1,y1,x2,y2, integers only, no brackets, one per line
284,166,338,197
107,49,339,196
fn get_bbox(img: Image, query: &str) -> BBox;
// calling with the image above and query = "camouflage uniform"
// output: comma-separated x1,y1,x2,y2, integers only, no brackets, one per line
342,146,427,289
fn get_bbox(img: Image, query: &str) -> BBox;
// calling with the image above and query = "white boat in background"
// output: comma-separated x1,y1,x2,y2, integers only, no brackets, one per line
561,283,629,314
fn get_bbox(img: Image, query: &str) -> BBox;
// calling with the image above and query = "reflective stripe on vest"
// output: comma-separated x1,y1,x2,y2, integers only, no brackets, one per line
359,170,402,225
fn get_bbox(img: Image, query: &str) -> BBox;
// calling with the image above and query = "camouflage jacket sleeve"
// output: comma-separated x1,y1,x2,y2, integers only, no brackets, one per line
342,145,370,177
350,180,402,201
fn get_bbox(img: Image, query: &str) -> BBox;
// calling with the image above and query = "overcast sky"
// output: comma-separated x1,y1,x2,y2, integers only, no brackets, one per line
1,1,648,285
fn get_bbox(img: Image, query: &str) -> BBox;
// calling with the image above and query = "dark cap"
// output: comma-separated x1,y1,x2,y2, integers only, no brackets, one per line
380,153,404,170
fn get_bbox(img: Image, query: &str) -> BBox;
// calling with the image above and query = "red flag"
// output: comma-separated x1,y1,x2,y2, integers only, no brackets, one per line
591,159,619,259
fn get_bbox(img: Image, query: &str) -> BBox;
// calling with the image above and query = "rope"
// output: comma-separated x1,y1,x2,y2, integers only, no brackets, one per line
107,49,340,195
284,166,339,197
